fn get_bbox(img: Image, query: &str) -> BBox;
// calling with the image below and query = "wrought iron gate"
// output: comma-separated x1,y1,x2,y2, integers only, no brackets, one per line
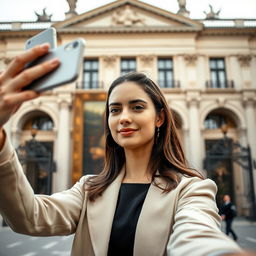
16,136,55,195
204,135,256,218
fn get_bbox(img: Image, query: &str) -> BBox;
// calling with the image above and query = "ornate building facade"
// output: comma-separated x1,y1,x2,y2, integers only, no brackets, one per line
0,0,256,216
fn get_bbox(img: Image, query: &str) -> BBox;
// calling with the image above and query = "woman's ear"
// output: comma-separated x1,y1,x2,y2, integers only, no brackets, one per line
156,109,165,127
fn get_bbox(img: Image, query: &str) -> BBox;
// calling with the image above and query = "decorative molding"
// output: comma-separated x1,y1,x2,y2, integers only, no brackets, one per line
237,54,252,67
216,97,227,107
138,55,154,67
242,97,256,108
102,55,118,68
244,81,252,88
183,54,198,66
57,98,72,108
186,96,201,108
111,5,145,27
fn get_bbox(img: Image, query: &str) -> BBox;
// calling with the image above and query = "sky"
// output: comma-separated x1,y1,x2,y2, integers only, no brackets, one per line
0,0,255,22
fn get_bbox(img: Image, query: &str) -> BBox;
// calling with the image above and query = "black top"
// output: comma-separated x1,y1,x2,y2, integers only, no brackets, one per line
107,183,151,256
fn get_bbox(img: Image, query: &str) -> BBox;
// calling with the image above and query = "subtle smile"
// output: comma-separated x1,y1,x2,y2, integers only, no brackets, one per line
118,128,138,136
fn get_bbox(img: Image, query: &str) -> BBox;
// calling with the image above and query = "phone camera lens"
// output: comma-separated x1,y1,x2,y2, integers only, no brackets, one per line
73,41,78,48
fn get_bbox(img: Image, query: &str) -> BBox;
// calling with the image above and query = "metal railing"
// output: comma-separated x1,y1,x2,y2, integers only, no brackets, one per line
157,80,180,89
205,80,234,89
76,81,105,90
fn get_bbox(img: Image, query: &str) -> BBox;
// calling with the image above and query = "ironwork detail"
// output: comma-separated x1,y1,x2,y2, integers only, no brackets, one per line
16,132,55,195
204,134,256,219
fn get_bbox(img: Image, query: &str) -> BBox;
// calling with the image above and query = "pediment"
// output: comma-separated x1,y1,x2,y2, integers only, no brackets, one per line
54,0,202,32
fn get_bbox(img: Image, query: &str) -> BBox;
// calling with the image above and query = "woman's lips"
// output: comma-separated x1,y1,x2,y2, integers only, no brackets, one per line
118,128,138,136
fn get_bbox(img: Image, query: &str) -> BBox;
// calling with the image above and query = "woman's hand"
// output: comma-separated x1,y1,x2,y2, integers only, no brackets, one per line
0,43,60,130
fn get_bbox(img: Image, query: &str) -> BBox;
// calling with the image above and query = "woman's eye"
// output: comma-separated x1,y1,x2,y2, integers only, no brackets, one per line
133,105,144,110
110,108,119,113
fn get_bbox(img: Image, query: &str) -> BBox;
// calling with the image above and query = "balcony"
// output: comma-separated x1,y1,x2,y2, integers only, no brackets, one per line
205,80,234,89
158,80,181,89
76,81,105,90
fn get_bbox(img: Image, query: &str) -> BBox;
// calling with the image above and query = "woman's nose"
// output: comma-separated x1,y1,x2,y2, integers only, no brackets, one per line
119,109,132,124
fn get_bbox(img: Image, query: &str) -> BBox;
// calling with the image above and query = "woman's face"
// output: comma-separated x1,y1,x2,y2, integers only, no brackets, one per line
108,82,161,151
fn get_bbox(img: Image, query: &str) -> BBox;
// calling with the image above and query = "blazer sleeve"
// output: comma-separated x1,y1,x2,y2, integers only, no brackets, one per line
0,132,87,236
166,177,242,256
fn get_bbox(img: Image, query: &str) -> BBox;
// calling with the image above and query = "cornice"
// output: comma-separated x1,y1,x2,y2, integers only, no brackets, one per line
200,27,256,36
55,26,201,34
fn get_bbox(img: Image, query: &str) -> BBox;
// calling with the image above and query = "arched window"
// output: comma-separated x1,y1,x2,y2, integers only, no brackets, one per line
22,113,54,131
204,111,236,130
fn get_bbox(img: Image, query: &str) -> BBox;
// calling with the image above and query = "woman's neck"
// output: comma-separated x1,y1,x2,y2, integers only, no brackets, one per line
123,147,153,183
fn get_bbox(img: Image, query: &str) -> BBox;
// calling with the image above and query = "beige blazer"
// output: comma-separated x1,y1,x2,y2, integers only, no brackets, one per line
0,135,241,256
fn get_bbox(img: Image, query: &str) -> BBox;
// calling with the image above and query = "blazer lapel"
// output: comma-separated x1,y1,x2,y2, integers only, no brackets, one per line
134,176,176,256
87,168,125,256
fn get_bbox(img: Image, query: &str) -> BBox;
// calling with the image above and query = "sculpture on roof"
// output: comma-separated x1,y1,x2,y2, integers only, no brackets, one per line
65,0,78,19
177,0,190,17
112,5,145,26
178,0,186,9
35,8,52,22
67,0,77,13
204,4,221,20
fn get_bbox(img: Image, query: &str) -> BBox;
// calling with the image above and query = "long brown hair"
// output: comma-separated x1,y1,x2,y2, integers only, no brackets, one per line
85,72,203,201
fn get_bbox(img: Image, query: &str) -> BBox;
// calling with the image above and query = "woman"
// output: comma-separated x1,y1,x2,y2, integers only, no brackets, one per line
0,44,244,255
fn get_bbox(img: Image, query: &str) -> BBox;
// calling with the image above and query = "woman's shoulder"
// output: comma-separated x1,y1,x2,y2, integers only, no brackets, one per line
176,175,217,196
74,174,97,189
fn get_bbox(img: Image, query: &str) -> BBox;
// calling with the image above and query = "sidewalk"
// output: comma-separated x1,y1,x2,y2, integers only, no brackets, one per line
233,217,256,226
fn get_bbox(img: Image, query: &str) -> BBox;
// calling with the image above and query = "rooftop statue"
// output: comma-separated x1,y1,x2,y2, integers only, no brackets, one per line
35,8,52,22
67,0,77,13
204,4,221,20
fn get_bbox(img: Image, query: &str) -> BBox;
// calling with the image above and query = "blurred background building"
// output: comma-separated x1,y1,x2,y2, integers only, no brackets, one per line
0,0,255,217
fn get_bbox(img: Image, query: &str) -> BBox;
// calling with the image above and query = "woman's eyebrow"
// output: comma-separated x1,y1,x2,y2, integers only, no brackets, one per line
109,99,147,107
129,99,147,104
109,102,121,107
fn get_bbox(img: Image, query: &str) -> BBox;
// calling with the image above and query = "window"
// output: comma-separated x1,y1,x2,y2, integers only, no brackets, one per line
23,115,54,131
209,58,227,88
121,58,136,75
158,58,174,88
83,59,99,89
204,113,236,130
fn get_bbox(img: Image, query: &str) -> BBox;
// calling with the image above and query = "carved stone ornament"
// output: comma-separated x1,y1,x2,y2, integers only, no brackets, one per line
35,8,52,22
103,56,117,68
183,54,198,66
112,5,145,27
204,4,221,20
216,97,227,107
67,0,77,13
237,55,252,67
139,55,154,67
177,0,190,17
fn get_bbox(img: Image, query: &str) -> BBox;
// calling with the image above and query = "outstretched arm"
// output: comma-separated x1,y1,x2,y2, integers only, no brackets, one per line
0,132,87,236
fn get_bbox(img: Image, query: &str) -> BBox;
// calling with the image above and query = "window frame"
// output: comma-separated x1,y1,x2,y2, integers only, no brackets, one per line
157,58,174,88
120,58,136,75
83,59,99,89
209,58,227,88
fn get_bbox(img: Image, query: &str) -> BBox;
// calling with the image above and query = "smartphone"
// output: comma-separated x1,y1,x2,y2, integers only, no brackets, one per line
23,38,85,92
25,27,57,50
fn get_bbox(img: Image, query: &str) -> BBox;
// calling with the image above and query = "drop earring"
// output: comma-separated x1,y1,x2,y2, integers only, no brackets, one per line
157,127,160,138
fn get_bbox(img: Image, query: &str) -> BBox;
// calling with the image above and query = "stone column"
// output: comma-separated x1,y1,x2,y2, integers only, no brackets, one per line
244,98,256,197
55,96,72,192
187,96,202,169
183,128,190,163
